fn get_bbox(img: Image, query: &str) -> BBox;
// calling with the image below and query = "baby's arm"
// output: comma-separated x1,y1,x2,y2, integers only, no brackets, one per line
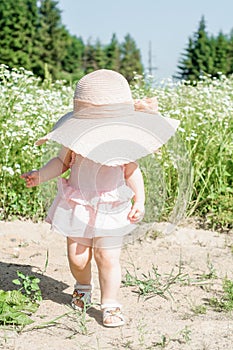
21,146,72,187
124,162,145,223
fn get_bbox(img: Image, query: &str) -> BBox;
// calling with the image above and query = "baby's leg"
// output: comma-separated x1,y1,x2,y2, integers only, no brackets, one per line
67,237,93,310
67,237,92,285
94,237,124,326
94,247,121,304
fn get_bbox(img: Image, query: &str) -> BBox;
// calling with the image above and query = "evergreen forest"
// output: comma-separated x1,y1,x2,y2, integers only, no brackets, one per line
0,0,143,82
0,1,233,82
177,16,233,81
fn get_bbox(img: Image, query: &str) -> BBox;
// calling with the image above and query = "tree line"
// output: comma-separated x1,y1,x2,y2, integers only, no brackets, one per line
177,16,233,81
0,1,233,83
0,0,143,82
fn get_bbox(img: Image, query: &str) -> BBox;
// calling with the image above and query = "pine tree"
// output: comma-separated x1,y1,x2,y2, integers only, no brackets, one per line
177,16,214,81
176,38,195,81
104,33,121,71
94,39,106,69
36,0,70,79
227,29,233,75
212,31,229,76
83,40,98,73
0,0,38,71
83,39,106,73
60,34,85,81
119,34,143,83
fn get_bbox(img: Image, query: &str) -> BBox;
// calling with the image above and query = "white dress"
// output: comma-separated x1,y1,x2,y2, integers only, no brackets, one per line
46,154,136,239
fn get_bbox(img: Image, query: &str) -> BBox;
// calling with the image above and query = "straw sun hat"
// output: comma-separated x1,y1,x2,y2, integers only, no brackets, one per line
36,69,180,166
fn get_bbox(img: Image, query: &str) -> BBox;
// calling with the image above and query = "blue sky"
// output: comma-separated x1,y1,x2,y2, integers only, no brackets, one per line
58,0,233,81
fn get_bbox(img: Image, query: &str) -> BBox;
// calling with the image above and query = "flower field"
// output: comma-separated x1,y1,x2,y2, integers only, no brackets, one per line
133,73,233,229
0,65,73,220
0,65,232,229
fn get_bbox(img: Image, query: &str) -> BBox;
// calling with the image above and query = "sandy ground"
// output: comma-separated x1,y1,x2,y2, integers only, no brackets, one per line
0,220,233,350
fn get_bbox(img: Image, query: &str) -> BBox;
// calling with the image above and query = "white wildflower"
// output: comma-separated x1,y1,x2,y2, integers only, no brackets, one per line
2,166,14,176
178,127,185,133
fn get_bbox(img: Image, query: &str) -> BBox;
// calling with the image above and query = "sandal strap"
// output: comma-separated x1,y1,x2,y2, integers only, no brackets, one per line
103,308,124,320
74,282,92,291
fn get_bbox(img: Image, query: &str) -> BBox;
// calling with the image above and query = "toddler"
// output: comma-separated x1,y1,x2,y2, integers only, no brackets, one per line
21,69,179,327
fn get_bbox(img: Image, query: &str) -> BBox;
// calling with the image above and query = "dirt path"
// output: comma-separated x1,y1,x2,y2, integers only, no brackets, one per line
0,220,233,350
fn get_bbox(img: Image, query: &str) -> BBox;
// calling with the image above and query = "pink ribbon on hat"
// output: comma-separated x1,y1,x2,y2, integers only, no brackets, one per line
73,97,159,119
134,97,158,114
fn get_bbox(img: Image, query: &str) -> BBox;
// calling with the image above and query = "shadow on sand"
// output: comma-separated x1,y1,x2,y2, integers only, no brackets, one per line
0,261,103,324
0,261,70,305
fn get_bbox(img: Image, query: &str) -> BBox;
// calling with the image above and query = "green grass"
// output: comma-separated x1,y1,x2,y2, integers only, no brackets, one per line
0,272,42,327
12,271,42,302
0,65,72,220
132,73,233,229
208,278,233,312
122,262,187,300
0,65,232,228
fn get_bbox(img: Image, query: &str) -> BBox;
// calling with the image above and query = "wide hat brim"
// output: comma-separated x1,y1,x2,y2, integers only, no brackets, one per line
35,107,180,166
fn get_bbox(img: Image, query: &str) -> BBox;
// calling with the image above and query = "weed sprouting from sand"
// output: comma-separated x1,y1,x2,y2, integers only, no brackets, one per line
154,334,169,348
153,326,192,348
0,271,43,329
65,312,89,336
137,318,149,347
23,304,91,336
12,271,42,302
179,325,192,343
199,254,217,280
66,302,92,336
191,304,207,315
208,278,233,312
122,261,187,300
41,249,49,275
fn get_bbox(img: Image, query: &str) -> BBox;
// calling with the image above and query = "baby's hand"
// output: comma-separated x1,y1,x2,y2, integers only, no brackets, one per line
21,170,40,187
128,201,145,223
